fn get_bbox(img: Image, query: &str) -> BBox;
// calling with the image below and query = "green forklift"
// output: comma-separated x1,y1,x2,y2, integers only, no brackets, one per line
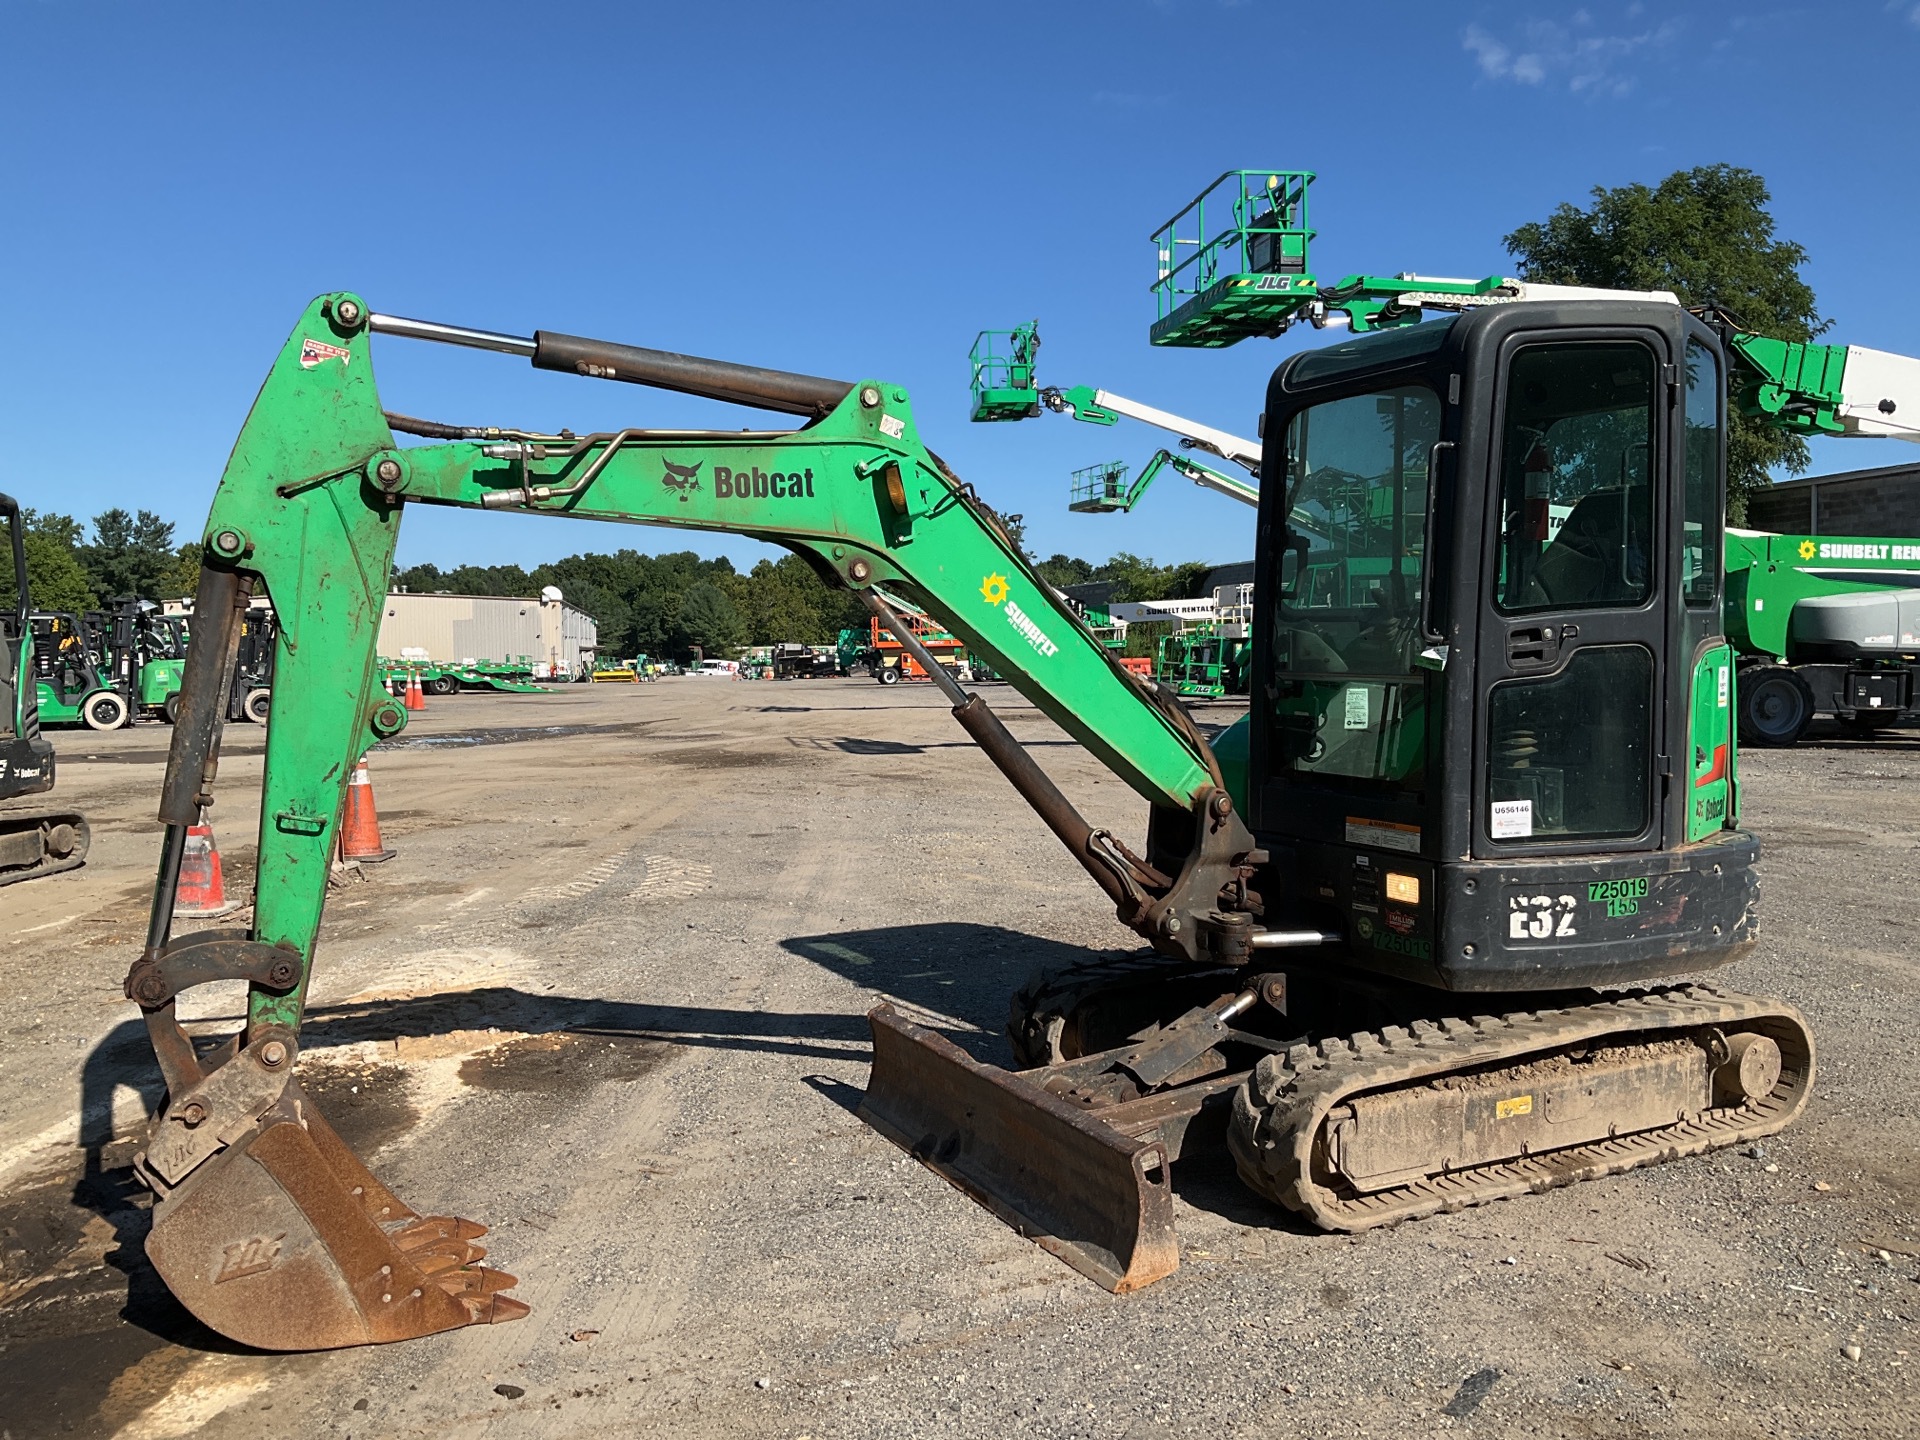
30,609,130,729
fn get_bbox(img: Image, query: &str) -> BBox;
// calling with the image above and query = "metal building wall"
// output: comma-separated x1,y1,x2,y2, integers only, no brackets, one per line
1747,462,1920,536
378,594,597,672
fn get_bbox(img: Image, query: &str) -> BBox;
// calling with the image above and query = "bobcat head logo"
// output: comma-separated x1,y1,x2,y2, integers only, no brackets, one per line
661,459,703,501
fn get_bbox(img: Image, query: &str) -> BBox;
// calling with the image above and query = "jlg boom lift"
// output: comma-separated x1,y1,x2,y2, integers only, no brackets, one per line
135,282,1823,1352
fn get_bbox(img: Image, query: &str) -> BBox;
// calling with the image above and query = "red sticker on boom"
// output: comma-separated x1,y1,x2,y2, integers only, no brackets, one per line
299,337,352,369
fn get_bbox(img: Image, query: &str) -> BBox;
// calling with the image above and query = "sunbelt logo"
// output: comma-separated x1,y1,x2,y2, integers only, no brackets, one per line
980,572,1059,658
1799,539,1920,562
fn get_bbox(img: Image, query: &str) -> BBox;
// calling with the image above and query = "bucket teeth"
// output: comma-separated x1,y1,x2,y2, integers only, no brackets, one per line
452,1288,533,1326
399,1239,489,1275
390,1215,490,1247
431,1264,533,1325
435,1265,520,1298
144,1083,530,1350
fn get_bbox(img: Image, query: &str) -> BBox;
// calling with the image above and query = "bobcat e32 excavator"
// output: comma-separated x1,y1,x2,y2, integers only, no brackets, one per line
127,291,1812,1351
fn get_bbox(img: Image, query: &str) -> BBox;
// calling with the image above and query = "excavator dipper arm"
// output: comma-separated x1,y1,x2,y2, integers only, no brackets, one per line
133,294,1263,1348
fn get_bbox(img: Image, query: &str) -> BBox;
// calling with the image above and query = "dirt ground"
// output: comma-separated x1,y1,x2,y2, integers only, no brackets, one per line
0,679,1915,1440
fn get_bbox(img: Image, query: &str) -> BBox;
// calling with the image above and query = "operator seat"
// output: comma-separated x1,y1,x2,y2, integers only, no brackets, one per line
1529,488,1647,607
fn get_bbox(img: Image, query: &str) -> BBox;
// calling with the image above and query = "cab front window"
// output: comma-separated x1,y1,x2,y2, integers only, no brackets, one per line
1271,384,1441,787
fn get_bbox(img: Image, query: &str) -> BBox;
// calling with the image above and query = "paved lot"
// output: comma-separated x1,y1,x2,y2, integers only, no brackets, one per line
0,679,1915,1439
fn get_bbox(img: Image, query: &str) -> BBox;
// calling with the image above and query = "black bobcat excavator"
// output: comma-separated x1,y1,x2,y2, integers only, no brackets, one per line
125,292,1810,1350
1,494,90,884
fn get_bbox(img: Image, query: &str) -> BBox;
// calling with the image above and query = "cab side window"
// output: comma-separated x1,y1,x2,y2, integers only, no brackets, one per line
1682,339,1721,607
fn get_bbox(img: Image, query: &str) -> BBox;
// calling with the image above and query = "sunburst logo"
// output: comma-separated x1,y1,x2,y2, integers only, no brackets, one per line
1798,539,1817,560
980,573,1009,605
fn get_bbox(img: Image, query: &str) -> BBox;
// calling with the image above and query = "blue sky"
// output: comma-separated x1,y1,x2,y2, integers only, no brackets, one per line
5,1,1917,575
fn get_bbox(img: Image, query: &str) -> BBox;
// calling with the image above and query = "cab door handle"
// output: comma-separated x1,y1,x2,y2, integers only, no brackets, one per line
1507,624,1560,667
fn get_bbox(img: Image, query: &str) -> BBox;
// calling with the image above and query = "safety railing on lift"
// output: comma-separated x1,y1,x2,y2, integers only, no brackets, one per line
1149,171,1316,348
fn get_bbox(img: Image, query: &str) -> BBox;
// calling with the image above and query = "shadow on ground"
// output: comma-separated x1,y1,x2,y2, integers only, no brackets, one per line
781,922,1113,1058
2,923,1136,1430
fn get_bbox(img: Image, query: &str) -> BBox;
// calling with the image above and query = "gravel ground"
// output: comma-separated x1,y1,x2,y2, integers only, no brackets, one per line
0,680,1914,1440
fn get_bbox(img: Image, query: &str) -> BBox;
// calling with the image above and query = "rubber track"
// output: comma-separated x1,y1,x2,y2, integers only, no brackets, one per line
0,810,90,888
1226,983,1814,1231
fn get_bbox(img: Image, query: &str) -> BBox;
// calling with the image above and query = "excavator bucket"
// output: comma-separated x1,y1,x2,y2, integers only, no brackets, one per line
143,1081,528,1351
859,1004,1180,1293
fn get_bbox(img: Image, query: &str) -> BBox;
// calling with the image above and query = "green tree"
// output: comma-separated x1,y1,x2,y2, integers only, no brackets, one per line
628,591,676,658
18,510,97,613
81,508,180,600
393,561,445,591
1033,553,1095,588
1503,164,1824,520
674,581,746,659
561,578,631,657
734,553,854,644
1092,552,1211,603
157,540,203,601
391,561,534,595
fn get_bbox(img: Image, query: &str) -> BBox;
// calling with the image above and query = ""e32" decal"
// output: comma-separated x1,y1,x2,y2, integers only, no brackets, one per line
1508,893,1578,940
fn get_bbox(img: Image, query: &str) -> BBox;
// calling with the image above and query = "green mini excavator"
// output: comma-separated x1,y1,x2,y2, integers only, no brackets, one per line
1,495,91,884
129,290,1814,1351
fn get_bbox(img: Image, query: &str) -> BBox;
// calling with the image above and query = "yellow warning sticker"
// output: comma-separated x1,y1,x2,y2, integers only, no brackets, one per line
1495,1095,1534,1120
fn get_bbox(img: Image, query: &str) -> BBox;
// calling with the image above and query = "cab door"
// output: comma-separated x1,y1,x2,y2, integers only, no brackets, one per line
1473,329,1674,864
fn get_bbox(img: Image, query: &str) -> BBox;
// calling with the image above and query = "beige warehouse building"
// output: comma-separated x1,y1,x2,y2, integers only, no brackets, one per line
378,588,598,678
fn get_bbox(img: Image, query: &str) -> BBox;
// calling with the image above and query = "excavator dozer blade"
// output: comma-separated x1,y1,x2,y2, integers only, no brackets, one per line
144,1083,528,1351
859,1003,1180,1294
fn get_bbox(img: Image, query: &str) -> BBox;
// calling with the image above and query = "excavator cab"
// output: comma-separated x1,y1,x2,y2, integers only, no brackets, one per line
1254,301,1747,990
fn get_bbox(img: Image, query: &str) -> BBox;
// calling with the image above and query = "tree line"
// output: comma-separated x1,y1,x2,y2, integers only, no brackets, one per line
15,504,1219,661
392,546,1218,660
18,508,202,615
393,549,876,660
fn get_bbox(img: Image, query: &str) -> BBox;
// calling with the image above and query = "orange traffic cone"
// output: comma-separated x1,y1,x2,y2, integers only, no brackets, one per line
174,822,232,916
338,758,396,863
404,670,426,711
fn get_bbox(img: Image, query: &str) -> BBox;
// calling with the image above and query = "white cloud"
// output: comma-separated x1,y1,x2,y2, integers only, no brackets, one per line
1463,24,1534,83
1462,11,1680,98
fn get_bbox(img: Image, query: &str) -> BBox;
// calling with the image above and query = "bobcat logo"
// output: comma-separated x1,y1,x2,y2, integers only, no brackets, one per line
661,459,703,501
